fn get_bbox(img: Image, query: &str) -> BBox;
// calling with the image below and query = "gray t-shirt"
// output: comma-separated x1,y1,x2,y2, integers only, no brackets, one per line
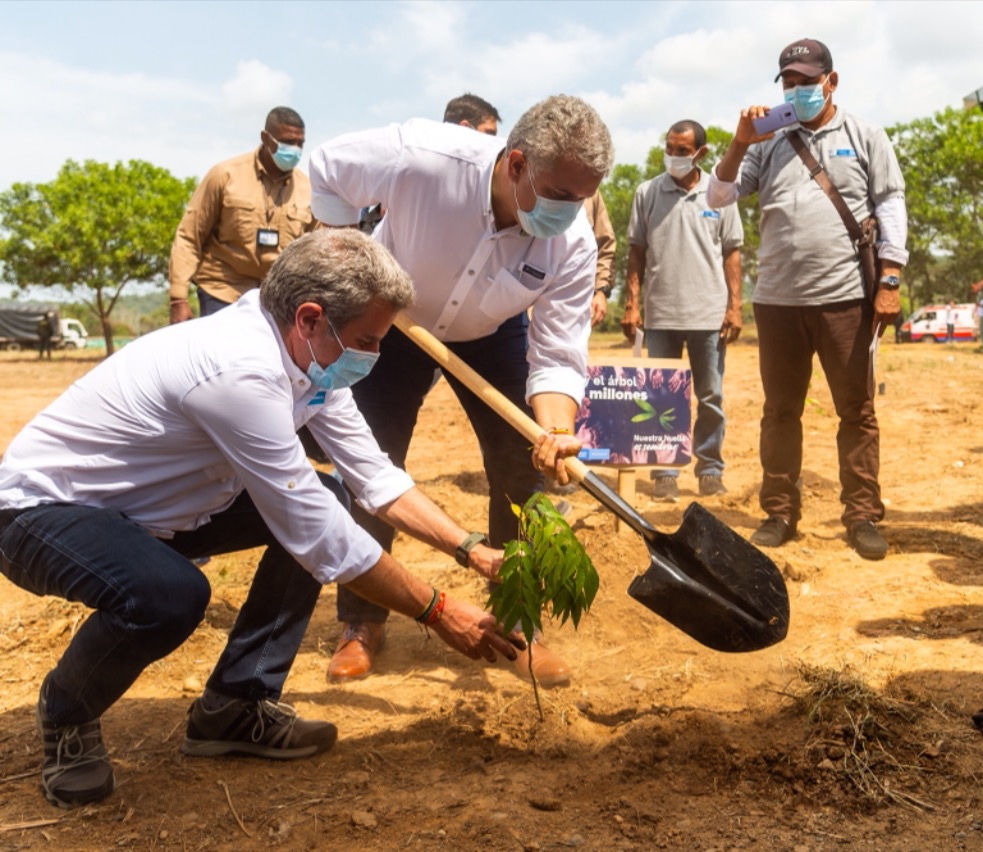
628,171,743,330
734,108,905,306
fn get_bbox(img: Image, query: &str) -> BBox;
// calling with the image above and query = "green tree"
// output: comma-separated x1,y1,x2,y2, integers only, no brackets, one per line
599,126,760,332
887,107,983,308
0,160,195,355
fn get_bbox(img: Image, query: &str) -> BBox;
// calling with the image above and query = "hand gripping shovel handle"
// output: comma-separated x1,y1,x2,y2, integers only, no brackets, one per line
393,314,790,652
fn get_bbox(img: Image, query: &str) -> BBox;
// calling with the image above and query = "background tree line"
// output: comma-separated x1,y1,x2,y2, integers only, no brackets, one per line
0,106,981,349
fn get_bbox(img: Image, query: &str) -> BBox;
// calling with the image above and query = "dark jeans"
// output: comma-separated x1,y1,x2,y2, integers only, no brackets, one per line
197,288,232,317
336,315,542,624
0,474,348,726
753,300,883,528
644,328,726,478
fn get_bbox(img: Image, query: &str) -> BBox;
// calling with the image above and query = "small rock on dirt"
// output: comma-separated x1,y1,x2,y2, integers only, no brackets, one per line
351,810,377,829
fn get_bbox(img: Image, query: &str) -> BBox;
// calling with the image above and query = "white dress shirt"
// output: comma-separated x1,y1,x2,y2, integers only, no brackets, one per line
308,118,596,404
0,291,414,585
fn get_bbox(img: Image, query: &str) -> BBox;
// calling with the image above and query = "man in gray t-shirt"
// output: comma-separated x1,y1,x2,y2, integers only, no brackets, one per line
621,119,743,501
708,37,909,561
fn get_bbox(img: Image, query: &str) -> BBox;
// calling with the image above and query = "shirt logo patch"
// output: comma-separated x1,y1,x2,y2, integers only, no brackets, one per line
831,148,858,157
520,263,546,281
308,391,326,406
701,210,721,219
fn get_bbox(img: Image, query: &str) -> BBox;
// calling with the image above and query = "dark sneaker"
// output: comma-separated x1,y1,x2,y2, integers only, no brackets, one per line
698,475,728,496
182,697,337,760
848,521,888,560
651,475,680,502
36,693,115,808
972,708,983,733
750,516,796,548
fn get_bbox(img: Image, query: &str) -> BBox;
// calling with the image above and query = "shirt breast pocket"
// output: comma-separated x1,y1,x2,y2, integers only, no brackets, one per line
824,150,867,199
478,266,548,322
285,204,313,239
220,195,257,246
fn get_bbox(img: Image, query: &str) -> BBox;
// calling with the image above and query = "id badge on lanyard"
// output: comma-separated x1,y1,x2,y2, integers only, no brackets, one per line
257,228,279,248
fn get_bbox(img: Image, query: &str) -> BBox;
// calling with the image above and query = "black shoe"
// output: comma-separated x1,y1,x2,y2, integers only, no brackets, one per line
651,475,680,502
182,697,338,759
972,709,983,733
36,691,115,808
848,521,888,560
750,516,795,548
698,475,728,496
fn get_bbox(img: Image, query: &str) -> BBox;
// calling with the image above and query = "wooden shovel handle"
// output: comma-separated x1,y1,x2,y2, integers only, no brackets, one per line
394,313,590,484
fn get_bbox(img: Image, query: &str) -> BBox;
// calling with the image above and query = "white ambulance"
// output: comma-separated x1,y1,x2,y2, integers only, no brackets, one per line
898,304,977,343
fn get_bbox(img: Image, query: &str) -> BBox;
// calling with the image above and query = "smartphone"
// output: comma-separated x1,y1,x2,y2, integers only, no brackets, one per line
751,103,798,135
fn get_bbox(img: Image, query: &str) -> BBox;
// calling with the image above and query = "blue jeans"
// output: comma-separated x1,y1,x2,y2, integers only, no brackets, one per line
0,474,348,726
644,329,726,478
337,314,543,623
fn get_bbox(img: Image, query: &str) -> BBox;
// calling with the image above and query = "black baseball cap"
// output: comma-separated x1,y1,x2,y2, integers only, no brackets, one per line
775,38,833,82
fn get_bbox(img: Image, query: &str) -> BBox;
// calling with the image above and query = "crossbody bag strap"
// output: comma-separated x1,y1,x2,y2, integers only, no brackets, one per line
785,130,863,242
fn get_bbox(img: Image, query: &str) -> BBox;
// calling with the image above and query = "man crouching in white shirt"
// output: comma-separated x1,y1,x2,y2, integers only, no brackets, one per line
0,229,520,809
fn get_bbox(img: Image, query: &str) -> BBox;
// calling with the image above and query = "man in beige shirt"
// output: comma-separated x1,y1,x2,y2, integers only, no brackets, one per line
169,106,314,323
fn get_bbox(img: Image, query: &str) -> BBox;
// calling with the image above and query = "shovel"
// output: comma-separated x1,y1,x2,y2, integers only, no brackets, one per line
394,314,790,653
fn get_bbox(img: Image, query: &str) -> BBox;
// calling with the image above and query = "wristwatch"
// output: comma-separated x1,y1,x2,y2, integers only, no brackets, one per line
594,285,613,299
455,532,490,567
878,274,901,290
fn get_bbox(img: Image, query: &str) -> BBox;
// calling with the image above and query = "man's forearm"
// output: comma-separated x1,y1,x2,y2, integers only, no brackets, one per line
343,551,433,620
723,249,742,310
624,245,645,312
376,486,471,559
715,140,750,184
530,392,578,433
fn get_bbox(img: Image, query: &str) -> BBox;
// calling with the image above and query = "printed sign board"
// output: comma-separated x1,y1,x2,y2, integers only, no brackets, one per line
576,358,692,466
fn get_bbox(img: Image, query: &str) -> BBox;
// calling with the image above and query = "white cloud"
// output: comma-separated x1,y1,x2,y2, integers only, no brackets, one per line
220,60,294,113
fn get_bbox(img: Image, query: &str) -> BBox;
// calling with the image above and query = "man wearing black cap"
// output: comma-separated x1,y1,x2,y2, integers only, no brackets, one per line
708,38,909,561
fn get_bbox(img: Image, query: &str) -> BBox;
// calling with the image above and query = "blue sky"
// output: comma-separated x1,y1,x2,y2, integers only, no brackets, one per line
1,0,981,192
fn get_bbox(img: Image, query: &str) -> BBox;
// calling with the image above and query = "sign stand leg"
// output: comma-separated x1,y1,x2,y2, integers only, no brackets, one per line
616,468,636,534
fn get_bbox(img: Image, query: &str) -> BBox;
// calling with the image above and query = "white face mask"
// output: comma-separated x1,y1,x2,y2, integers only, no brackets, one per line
665,154,696,180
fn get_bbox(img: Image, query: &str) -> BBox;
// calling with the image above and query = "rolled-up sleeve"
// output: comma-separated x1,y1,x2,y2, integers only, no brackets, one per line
707,166,741,209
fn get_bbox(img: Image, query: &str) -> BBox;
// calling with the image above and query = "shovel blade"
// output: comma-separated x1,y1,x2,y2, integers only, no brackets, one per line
628,503,790,653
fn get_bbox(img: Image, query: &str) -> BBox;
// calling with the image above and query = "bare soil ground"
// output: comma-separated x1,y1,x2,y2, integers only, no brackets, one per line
2,333,983,850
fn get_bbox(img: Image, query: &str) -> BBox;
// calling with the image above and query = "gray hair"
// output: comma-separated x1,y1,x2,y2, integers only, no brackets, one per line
260,229,415,328
506,95,614,178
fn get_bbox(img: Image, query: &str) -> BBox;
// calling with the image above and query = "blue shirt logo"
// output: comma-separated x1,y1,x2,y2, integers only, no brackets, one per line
308,391,326,406
700,210,720,219
831,148,857,157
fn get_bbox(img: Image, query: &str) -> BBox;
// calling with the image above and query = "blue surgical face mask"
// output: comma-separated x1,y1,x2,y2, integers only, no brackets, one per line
513,166,583,238
306,321,379,390
783,80,829,122
271,139,303,172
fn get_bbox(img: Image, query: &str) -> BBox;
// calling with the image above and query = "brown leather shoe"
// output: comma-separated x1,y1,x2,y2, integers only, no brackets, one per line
327,623,386,682
511,638,571,688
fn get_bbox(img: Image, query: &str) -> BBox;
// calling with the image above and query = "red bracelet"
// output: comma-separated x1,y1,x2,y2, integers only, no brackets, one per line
423,591,446,627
